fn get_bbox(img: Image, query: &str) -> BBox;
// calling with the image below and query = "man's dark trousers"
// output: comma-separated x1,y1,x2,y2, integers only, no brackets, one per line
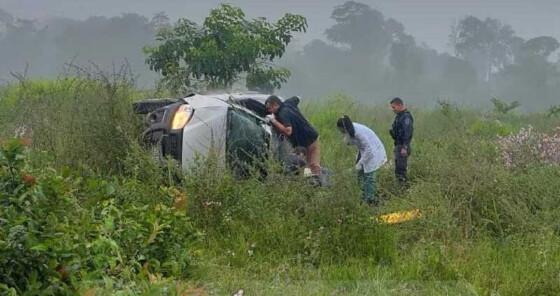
394,145,409,184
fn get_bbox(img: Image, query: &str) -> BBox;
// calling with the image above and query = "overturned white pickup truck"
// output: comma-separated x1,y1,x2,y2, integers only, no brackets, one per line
133,93,298,177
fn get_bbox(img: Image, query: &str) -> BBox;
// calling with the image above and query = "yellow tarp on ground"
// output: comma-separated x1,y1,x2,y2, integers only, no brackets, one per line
378,209,421,224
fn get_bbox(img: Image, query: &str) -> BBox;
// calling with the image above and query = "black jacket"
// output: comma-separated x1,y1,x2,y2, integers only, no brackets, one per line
276,104,318,148
390,110,414,146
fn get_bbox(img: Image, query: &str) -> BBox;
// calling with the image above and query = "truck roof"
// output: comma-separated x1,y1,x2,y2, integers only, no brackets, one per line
181,93,282,109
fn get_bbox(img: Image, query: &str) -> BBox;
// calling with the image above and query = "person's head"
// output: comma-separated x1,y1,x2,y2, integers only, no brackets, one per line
265,95,282,114
336,115,355,137
390,97,406,113
293,146,307,158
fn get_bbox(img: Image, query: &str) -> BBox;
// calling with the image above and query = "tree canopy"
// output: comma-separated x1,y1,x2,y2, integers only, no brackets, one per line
144,4,307,94
452,16,516,81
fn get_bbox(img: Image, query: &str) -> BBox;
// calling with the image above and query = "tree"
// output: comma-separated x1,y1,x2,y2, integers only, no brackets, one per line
325,1,391,57
452,16,516,81
496,36,560,110
0,11,161,82
389,33,423,83
0,9,14,38
144,4,307,94
521,36,559,59
441,55,477,93
150,12,170,31
52,13,157,80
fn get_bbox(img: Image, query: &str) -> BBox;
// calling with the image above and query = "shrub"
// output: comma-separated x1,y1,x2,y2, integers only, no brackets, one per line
467,119,515,138
0,67,142,174
0,139,198,294
491,97,521,114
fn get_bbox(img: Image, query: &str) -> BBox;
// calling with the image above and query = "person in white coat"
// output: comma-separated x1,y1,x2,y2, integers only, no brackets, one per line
337,115,387,205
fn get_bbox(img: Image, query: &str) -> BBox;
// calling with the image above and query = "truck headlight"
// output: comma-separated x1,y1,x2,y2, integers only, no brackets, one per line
171,104,194,130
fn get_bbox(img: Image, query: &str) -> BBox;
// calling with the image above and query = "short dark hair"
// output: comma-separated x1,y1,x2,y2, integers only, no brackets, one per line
265,95,282,106
390,97,404,105
294,146,307,156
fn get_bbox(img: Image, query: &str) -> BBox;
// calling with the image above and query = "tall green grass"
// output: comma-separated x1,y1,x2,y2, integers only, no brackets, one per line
1,80,560,295
0,70,143,174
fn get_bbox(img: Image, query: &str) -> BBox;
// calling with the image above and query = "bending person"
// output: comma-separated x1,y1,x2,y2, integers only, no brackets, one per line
265,95,321,182
337,115,387,205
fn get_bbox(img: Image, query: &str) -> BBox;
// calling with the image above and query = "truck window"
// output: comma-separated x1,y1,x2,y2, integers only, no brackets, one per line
226,108,269,177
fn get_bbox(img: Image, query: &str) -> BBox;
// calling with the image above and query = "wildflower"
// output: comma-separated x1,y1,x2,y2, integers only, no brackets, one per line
21,174,37,186
497,126,560,168
20,137,32,147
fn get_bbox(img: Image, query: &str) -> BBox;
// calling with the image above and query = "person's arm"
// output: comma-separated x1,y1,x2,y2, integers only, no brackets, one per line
270,116,292,136
356,147,375,171
359,146,376,169
401,115,413,146
389,126,396,140
399,115,413,156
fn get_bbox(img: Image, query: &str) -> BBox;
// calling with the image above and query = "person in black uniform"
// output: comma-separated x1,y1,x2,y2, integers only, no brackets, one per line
389,97,414,185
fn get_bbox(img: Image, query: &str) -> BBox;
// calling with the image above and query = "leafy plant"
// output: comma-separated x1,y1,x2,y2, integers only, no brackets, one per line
547,105,560,117
436,99,457,117
491,97,521,114
144,4,307,94
0,140,198,294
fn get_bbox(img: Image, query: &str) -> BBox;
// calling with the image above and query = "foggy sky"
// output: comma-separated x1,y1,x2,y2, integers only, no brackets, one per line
1,0,559,53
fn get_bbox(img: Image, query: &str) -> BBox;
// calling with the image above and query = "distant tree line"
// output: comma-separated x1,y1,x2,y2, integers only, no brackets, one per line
0,9,162,86
1,2,559,110
281,1,560,110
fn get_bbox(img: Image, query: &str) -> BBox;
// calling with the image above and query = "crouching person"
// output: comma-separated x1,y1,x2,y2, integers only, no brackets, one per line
265,95,323,185
337,116,387,206
284,146,308,175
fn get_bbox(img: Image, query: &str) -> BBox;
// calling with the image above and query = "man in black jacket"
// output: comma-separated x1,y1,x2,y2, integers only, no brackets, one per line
389,97,414,184
265,95,321,178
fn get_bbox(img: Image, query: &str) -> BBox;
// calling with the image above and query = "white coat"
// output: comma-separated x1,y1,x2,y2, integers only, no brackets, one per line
344,123,387,173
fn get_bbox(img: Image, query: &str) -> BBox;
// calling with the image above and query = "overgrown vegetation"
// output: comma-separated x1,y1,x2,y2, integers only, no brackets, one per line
1,75,560,294
490,97,521,115
0,138,197,295
0,65,142,174
1,3,560,294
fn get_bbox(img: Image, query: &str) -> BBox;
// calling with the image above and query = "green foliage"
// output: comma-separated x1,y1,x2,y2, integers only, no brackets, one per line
0,139,27,191
0,70,142,174
326,1,391,54
491,97,521,114
436,99,458,117
0,140,197,294
246,67,291,93
452,16,516,79
521,36,560,58
144,4,307,94
548,105,560,117
3,82,560,294
467,119,515,137
183,163,396,267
